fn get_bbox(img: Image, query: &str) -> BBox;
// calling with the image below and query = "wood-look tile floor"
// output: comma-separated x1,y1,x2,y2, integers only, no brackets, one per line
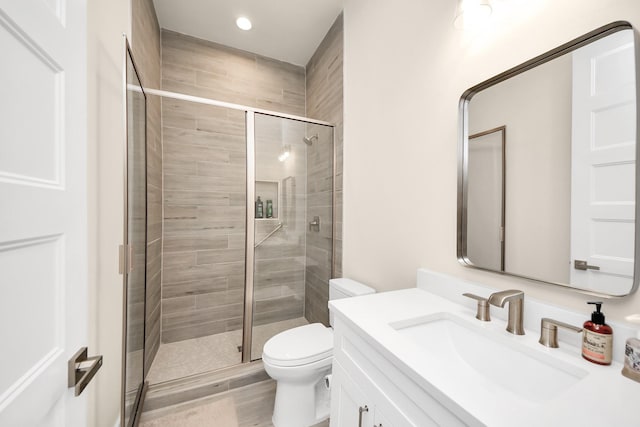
139,379,330,427
147,317,309,384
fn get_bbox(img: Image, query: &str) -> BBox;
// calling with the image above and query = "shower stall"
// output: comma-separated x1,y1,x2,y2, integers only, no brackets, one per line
138,89,335,384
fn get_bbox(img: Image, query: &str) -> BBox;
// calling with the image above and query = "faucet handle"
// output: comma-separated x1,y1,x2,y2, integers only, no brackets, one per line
539,318,583,348
463,293,491,321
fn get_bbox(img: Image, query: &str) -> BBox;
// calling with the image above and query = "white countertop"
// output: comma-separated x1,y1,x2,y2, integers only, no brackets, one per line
329,281,640,427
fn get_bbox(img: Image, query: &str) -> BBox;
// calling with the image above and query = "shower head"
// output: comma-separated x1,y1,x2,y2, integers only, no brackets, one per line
303,134,318,146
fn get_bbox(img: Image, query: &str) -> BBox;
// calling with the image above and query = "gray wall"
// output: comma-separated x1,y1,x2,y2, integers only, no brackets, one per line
131,0,162,375
305,14,344,325
160,30,308,343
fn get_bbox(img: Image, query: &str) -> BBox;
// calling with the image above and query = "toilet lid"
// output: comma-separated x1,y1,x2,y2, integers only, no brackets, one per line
262,323,333,367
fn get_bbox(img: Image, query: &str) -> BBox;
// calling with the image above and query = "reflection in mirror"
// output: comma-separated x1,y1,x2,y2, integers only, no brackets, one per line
467,126,505,272
459,22,638,296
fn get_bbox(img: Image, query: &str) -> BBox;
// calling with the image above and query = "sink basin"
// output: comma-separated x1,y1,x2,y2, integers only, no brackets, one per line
390,312,588,403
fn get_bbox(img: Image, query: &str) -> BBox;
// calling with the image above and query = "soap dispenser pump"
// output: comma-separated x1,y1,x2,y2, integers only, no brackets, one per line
582,301,613,365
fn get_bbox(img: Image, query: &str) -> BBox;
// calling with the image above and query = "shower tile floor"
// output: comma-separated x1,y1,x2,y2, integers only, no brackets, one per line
147,317,309,384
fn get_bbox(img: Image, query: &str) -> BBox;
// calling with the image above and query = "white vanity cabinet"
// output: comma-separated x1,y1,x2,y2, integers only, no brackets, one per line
329,316,469,427
328,273,640,427
331,361,404,427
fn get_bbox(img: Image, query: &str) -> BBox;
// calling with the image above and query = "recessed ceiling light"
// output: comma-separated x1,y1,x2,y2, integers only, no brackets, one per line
454,0,492,29
236,16,252,31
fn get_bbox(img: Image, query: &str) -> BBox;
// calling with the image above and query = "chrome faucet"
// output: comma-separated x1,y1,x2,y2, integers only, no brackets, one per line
488,290,525,335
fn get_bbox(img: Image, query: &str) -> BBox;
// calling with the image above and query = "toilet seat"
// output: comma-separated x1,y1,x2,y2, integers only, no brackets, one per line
263,323,333,367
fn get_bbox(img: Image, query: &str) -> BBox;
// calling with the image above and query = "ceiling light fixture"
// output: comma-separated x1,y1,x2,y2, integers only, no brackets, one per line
236,16,252,31
454,0,492,29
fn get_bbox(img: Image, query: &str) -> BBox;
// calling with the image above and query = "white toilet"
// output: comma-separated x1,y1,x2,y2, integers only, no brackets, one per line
262,278,376,427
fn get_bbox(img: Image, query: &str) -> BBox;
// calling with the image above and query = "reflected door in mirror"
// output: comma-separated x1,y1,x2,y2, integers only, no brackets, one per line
570,29,636,295
467,127,505,271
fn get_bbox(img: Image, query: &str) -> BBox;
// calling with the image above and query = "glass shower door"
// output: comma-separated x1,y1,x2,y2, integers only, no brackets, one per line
250,113,334,360
123,44,147,426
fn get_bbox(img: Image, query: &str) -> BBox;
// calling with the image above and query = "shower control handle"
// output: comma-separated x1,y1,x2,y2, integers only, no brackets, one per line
309,216,320,232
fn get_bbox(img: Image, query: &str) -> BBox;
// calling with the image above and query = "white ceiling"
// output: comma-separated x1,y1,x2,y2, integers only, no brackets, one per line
153,0,344,66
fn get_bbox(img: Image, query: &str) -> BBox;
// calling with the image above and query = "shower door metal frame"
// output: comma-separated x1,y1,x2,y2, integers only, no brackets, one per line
121,36,149,427
243,112,256,363
142,88,336,365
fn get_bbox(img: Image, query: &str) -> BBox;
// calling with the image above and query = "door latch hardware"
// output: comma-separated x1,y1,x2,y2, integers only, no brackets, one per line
574,260,600,271
68,347,103,396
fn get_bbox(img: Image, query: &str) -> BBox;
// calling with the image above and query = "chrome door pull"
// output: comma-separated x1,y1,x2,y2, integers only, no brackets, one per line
358,405,369,427
68,347,103,396
574,260,600,271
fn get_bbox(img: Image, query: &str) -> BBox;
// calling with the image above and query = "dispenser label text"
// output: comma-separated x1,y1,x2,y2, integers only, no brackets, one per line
582,330,612,364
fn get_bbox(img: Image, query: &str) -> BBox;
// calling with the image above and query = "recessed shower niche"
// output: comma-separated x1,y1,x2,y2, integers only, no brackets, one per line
255,180,280,220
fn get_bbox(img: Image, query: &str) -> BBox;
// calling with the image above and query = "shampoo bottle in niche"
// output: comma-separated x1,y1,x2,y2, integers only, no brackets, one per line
582,302,613,365
255,196,264,218
266,199,273,218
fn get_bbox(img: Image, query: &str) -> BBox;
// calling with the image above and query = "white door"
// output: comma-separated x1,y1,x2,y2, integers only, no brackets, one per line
0,0,89,425
571,29,636,295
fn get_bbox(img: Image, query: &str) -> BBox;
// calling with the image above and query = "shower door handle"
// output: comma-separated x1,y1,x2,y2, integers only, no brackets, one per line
118,244,134,274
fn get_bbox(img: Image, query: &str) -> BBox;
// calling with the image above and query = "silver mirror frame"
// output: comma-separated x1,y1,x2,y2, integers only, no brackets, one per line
457,21,640,298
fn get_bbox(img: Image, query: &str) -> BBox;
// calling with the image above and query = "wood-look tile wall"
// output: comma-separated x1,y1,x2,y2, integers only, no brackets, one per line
125,89,147,372
161,98,247,343
305,14,344,325
161,30,306,116
160,30,308,343
132,0,162,375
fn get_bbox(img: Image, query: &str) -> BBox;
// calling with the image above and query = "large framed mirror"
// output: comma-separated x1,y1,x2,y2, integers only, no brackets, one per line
458,21,640,297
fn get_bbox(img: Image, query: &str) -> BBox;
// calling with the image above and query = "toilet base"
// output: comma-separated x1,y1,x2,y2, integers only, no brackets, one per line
267,362,331,427
272,379,330,427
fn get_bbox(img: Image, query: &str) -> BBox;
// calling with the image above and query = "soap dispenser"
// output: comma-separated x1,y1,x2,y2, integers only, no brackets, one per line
582,302,613,365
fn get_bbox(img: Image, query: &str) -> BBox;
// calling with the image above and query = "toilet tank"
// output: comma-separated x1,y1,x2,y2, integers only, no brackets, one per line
329,278,376,326
329,278,376,300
